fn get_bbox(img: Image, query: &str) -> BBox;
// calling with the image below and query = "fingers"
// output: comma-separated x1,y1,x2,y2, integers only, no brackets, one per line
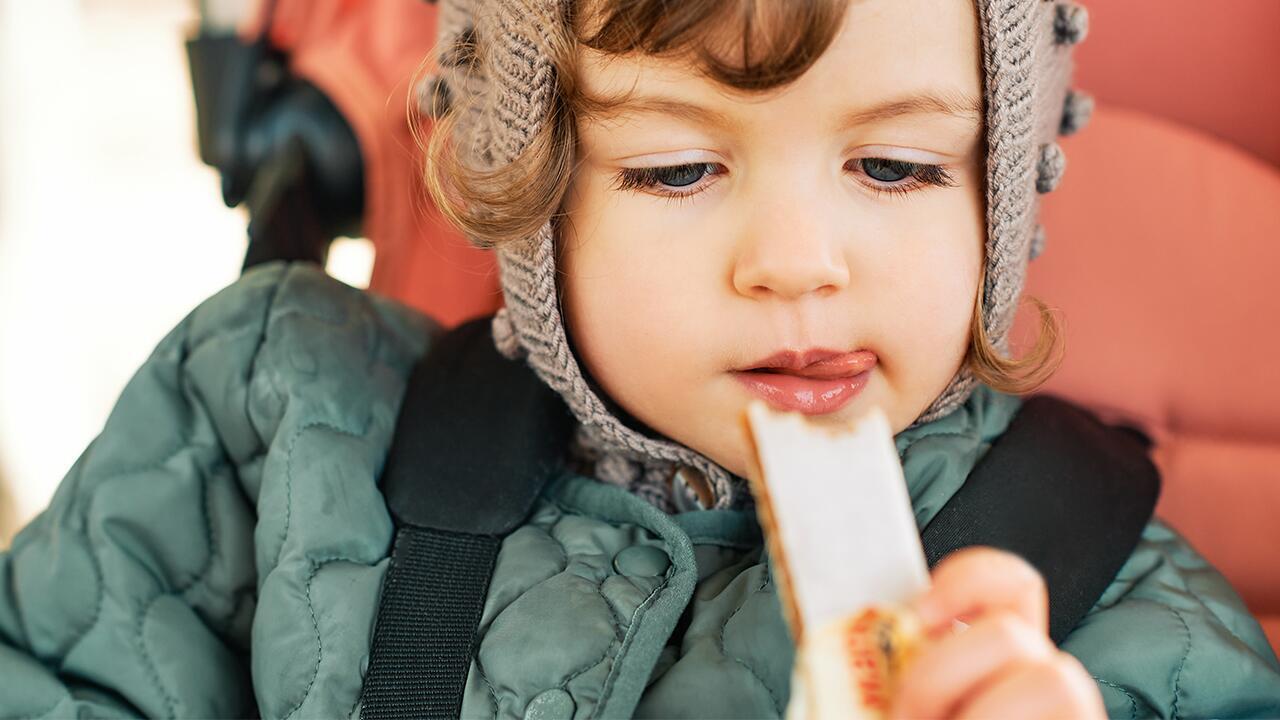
889,611,1053,720
910,547,1048,636
953,653,1107,720
889,548,1098,719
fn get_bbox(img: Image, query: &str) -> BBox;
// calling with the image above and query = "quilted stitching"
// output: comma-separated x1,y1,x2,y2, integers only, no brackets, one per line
0,264,436,719
1092,676,1140,720
251,268,430,719
1060,518,1280,718
469,499,672,718
113,268,288,717
596,578,671,713
718,572,783,715
631,543,792,719
0,266,287,717
1165,603,1192,719
284,555,356,720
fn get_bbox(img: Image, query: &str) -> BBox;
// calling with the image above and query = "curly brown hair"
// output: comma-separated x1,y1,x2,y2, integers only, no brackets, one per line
423,0,1061,396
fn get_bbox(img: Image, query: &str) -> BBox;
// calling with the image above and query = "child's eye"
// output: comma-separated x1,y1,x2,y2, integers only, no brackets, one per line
612,157,955,203
651,164,711,187
612,163,725,199
849,157,957,197
862,158,914,183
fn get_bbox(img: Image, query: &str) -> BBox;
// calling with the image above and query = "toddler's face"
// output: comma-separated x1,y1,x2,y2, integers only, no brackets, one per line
560,0,985,478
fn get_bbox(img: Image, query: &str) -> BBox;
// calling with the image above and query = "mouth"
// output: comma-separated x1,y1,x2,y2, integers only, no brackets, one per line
733,348,878,415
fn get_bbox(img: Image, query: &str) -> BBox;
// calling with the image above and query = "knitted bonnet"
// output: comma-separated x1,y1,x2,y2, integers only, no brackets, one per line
421,0,1092,509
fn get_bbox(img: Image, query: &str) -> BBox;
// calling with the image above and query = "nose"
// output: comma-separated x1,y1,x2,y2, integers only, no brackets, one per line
731,202,851,300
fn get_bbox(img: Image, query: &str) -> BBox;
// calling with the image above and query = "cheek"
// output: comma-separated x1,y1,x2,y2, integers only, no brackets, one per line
868,186,984,408
896,264,976,355
559,182,712,417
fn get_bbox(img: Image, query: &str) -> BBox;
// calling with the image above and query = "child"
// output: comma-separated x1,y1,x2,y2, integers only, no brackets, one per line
2,1,1278,718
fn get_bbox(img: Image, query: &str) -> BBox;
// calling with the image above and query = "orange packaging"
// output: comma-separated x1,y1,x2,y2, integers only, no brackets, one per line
787,606,923,719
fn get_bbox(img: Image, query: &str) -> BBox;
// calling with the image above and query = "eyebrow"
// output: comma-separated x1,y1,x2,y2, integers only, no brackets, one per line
837,93,982,128
580,91,982,130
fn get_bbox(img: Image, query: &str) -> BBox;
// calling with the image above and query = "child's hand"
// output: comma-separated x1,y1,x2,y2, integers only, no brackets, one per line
890,547,1106,720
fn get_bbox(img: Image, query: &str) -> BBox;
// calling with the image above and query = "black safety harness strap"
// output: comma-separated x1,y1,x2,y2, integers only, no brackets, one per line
358,530,500,720
358,318,573,720
921,395,1160,644
359,317,1160,718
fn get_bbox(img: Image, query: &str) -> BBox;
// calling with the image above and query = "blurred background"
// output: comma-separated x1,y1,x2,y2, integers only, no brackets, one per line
0,0,248,538
0,0,381,542
0,0,1277,646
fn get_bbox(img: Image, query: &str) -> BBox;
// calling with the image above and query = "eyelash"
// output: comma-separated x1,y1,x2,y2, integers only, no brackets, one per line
611,159,957,203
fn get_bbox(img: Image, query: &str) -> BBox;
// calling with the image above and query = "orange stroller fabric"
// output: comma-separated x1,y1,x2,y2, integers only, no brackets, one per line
1024,106,1280,655
247,0,501,327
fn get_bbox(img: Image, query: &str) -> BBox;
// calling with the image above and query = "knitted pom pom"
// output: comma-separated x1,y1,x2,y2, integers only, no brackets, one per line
1060,89,1094,136
439,26,477,68
1030,225,1047,260
1054,3,1089,45
418,75,452,119
1036,142,1067,193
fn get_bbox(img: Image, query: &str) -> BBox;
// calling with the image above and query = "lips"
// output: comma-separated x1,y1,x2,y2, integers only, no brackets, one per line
734,348,877,415
741,349,879,379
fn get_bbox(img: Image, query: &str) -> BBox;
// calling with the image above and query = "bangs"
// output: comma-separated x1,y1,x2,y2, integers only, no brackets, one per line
576,0,851,92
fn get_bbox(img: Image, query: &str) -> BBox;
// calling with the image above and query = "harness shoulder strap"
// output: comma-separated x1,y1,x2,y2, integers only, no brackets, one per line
922,395,1161,644
359,317,573,720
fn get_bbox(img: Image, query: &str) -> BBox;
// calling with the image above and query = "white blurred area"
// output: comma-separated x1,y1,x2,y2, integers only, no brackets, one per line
0,0,374,539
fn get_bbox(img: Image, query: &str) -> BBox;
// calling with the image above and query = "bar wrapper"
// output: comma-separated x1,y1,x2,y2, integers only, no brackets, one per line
786,605,923,720
743,403,931,720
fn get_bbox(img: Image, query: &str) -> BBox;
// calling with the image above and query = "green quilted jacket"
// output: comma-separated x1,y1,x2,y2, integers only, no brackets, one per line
2,263,1278,719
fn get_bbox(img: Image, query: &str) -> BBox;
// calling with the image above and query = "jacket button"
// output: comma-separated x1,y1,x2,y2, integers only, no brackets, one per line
524,688,575,720
671,465,715,511
612,545,671,577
